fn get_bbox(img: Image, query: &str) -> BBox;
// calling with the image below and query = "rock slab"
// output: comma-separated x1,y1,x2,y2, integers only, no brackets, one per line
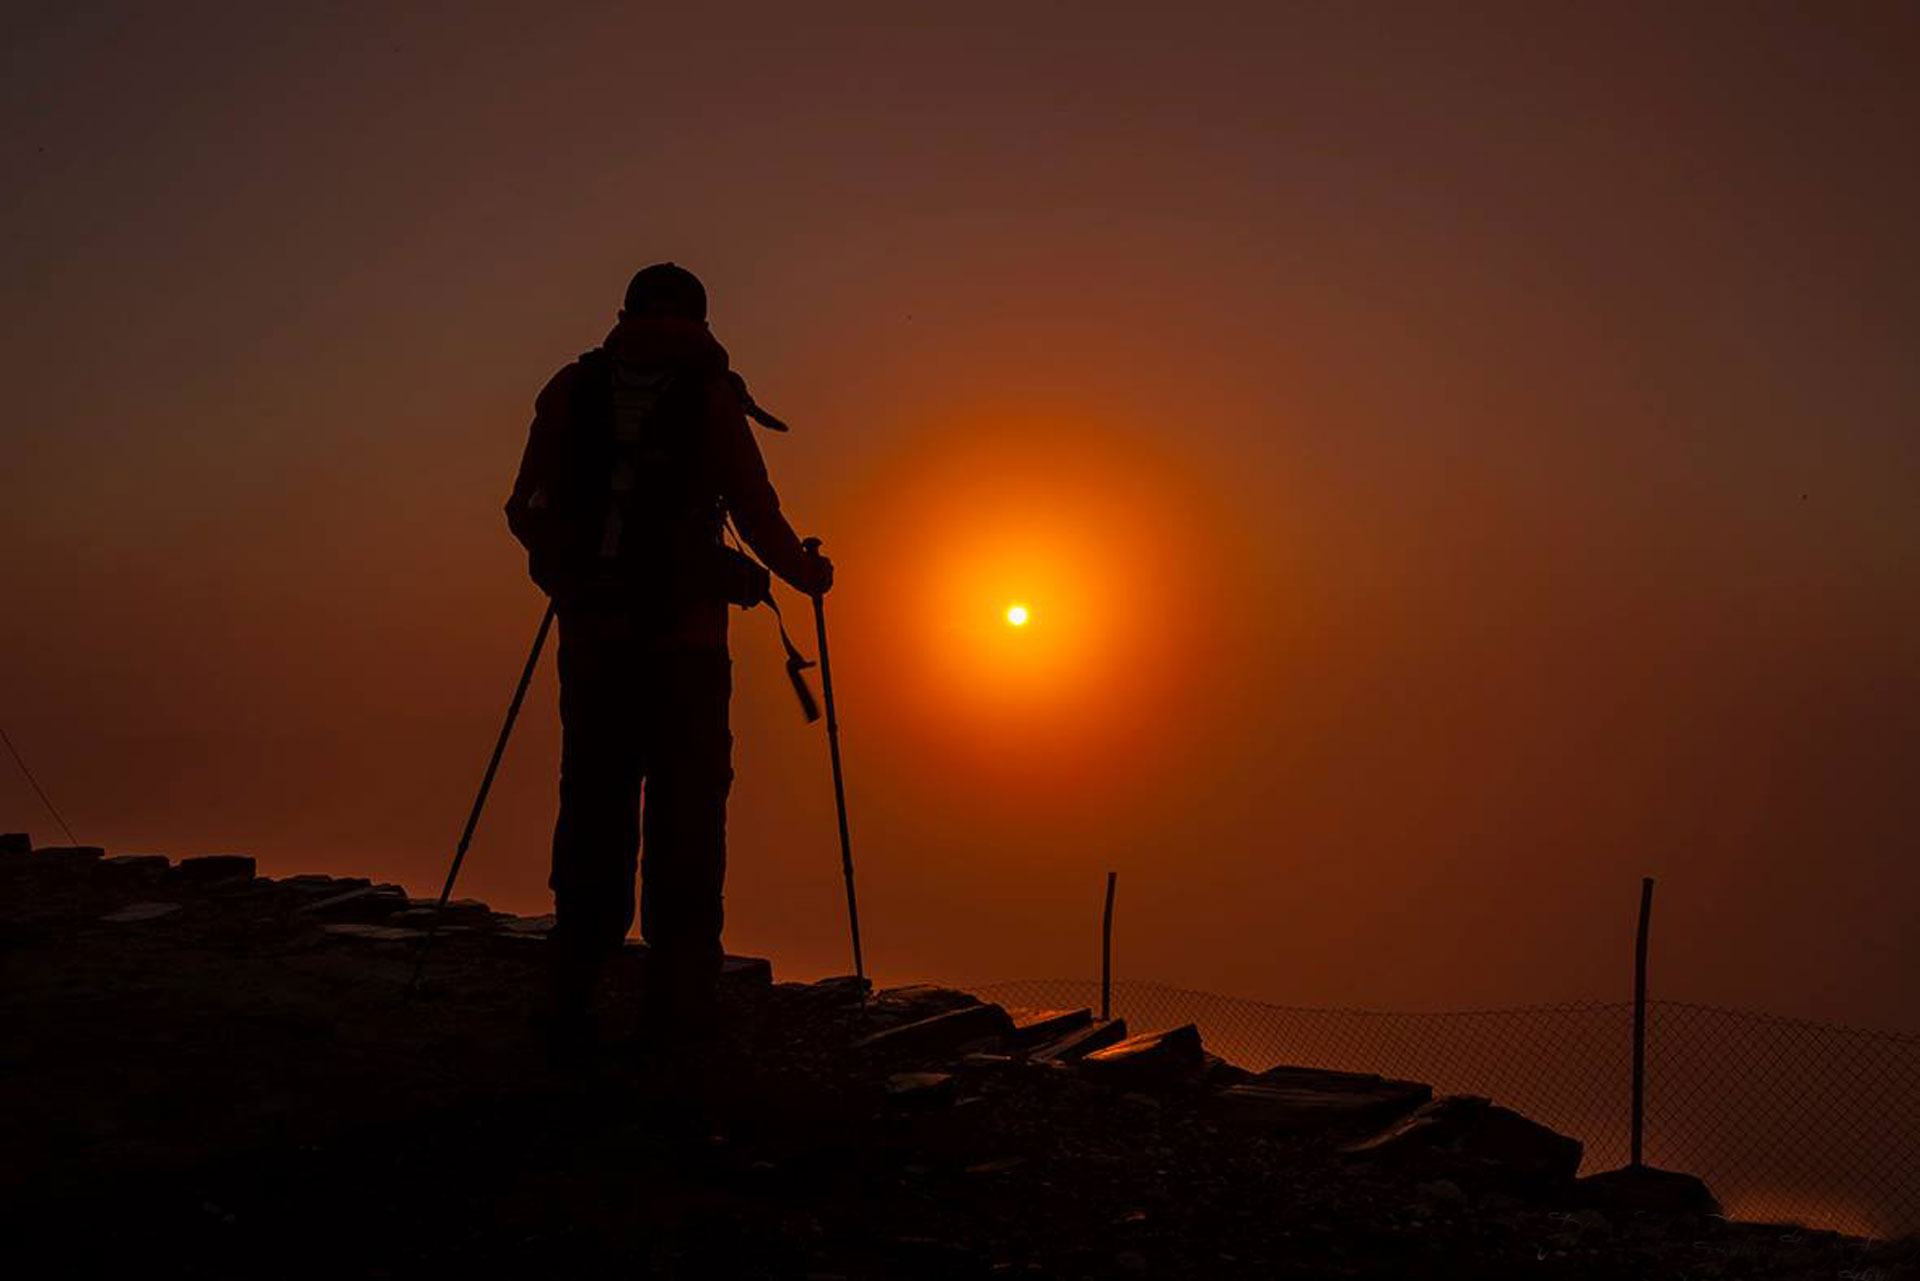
1213,1065,1432,1134
175,854,256,882
1079,1024,1205,1090
1028,1018,1129,1063
1576,1163,1721,1216
855,1002,1016,1059
100,902,183,923
1341,1094,1583,1190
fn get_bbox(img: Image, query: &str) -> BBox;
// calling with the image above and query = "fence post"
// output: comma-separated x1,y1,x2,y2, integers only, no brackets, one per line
1631,876,1654,1168
1100,871,1117,1021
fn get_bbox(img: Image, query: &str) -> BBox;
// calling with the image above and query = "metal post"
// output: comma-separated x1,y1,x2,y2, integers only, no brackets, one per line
1630,876,1654,1167
1100,871,1117,1021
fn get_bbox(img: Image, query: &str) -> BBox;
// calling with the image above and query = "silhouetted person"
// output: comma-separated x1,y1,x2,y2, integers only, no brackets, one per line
505,263,830,1053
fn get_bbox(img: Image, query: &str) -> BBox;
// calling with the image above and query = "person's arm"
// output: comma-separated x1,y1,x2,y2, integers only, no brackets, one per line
504,364,588,597
707,374,830,594
505,364,580,545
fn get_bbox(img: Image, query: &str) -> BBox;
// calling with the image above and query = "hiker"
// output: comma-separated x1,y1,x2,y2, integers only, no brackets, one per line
505,263,831,1050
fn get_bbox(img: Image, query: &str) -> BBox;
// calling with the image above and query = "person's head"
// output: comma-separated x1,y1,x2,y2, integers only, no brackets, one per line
621,262,708,322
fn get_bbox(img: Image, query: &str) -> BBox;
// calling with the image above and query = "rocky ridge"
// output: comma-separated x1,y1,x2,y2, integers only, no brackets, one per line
3,834,1912,1279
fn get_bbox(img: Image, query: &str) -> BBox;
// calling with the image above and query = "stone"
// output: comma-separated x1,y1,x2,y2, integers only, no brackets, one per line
1415,1179,1468,1207
1027,1018,1129,1063
401,896,492,916
885,1071,959,1106
1,833,32,854
1079,1024,1205,1090
279,874,370,895
855,1002,1016,1059
100,902,182,923
875,984,983,1017
1574,1164,1721,1217
804,975,872,1002
1211,1066,1432,1135
1007,1007,1093,1049
295,885,408,921
1341,1095,1583,1189
386,901,493,927
322,923,427,942
721,955,773,987
174,854,256,882
36,845,105,861
1194,1052,1252,1088
494,913,556,936
956,1051,1017,1070
104,854,171,872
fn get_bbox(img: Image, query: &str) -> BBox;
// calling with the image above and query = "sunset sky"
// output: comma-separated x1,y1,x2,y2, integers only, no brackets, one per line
5,3,1915,1029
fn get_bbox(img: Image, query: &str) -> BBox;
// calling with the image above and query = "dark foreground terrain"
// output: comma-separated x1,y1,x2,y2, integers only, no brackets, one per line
4,840,1914,1280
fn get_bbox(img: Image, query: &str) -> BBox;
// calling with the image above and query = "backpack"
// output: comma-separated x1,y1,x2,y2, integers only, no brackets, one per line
510,348,764,608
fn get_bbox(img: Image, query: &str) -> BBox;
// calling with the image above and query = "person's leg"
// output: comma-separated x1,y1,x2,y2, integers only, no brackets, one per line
547,607,644,1040
637,643,733,1038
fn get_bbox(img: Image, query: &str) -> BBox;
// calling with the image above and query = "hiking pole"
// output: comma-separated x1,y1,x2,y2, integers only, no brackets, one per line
802,537,864,983
407,601,557,998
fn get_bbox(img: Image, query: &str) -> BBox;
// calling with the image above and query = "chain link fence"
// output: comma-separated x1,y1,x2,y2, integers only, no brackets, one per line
966,978,1919,1241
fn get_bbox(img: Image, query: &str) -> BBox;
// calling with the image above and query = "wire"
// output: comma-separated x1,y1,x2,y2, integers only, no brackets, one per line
0,723,81,847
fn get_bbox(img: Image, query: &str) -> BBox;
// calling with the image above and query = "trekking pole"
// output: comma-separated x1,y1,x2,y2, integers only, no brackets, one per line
407,602,557,998
802,537,865,983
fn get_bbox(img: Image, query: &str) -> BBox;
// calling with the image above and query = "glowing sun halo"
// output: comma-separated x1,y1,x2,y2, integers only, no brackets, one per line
1006,604,1030,627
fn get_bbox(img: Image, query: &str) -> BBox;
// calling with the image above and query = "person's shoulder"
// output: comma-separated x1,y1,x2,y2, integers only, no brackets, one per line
535,349,605,411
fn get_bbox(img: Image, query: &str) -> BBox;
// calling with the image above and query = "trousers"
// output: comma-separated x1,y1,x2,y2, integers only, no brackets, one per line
549,604,733,992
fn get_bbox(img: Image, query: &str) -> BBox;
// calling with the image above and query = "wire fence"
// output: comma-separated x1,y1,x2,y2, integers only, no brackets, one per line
967,978,1920,1241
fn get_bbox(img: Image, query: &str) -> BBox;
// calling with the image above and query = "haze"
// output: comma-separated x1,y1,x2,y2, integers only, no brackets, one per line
4,3,1915,1030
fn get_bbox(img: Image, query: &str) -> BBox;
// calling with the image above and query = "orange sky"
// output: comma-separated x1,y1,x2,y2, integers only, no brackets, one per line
4,3,1916,1028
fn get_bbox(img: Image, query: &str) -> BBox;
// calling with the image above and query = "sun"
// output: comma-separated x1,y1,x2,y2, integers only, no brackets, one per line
1006,604,1030,627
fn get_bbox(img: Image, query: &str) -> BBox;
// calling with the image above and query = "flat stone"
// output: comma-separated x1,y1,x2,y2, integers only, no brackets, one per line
1,833,33,854
872,985,984,1022
1341,1094,1583,1189
1008,1008,1094,1049
885,1071,959,1106
1079,1024,1205,1090
387,903,494,927
403,896,491,914
1195,1052,1252,1088
956,1051,1017,1070
174,854,256,881
855,1002,1016,1059
100,902,182,923
1028,1018,1130,1063
322,923,427,942
721,955,773,987
279,874,371,895
1575,1164,1721,1216
295,885,408,920
36,845,106,861
1212,1067,1432,1134
104,854,171,872
494,913,556,936
807,975,873,1001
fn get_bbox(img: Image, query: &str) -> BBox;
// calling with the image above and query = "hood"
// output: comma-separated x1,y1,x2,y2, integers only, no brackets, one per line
602,314,730,373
